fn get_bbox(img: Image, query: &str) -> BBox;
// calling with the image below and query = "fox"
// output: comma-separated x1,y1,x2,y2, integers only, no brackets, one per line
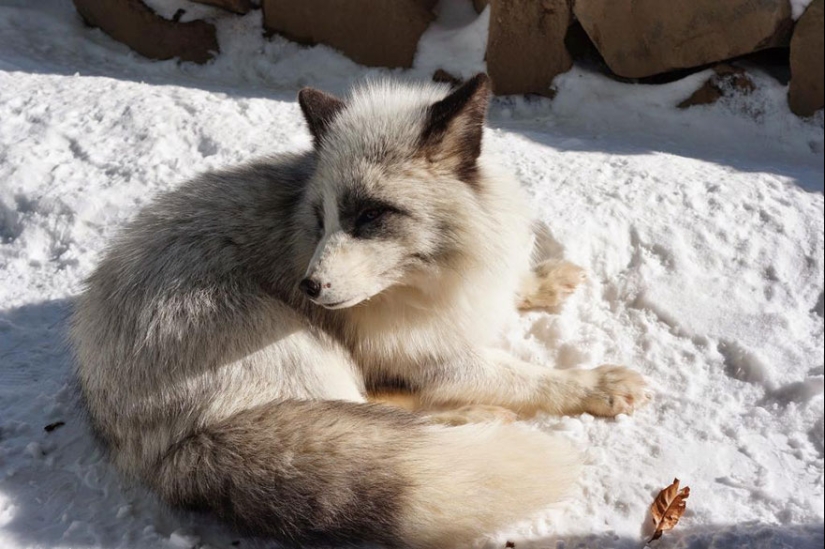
71,73,648,548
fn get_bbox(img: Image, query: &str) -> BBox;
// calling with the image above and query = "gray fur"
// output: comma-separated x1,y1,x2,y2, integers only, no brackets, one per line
158,400,423,545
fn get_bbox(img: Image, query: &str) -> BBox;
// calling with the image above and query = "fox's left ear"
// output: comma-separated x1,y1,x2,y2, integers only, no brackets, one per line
420,73,491,181
298,88,345,147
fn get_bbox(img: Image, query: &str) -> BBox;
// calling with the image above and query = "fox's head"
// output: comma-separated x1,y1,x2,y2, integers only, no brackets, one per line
294,74,493,309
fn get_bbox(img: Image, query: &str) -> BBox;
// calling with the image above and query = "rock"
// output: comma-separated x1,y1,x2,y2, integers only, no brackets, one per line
788,0,824,116
574,0,793,79
190,0,254,14
261,0,436,68
678,64,756,109
486,0,572,96
472,0,490,13
72,0,218,64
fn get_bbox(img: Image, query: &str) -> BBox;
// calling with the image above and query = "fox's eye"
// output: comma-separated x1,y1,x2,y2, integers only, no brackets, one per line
357,208,384,226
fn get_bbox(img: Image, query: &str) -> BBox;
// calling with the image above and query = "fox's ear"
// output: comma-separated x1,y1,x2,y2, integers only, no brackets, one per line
298,88,345,146
420,73,491,181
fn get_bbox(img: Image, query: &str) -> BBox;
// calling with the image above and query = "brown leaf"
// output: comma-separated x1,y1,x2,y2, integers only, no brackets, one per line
649,478,690,542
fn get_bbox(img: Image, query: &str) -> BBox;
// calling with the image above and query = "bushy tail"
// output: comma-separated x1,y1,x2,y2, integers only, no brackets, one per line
150,400,581,548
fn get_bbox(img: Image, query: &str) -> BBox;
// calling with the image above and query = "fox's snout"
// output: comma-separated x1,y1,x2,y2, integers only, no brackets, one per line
300,232,375,308
300,227,405,308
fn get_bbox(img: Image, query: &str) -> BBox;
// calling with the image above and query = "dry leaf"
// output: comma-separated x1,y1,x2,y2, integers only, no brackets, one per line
649,478,690,542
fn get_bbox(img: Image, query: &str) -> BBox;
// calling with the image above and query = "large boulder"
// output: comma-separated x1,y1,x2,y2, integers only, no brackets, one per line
573,0,793,79
486,0,572,96
261,0,436,68
73,0,218,64
788,0,824,116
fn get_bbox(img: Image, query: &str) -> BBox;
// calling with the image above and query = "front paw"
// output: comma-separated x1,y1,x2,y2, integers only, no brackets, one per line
580,365,650,417
519,260,587,311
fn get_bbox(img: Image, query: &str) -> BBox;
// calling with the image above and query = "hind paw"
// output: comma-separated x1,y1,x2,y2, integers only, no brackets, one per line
519,260,586,310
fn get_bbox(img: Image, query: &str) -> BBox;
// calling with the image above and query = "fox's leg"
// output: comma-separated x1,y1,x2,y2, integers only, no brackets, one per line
518,259,586,311
415,349,649,418
425,405,518,426
368,391,517,425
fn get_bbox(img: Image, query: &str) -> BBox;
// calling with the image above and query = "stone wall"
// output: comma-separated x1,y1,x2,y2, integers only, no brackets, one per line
72,0,823,117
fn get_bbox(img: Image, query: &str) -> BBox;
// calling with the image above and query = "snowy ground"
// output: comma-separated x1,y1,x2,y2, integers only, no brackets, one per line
1,1,823,548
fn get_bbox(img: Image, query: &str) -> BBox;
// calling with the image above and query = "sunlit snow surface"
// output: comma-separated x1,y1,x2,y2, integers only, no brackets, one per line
1,1,823,548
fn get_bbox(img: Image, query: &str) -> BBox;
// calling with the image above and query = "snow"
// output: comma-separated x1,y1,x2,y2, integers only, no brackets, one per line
142,0,226,23
0,1,823,549
791,0,814,20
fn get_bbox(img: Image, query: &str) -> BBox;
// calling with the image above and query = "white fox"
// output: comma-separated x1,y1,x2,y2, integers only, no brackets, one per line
71,74,647,548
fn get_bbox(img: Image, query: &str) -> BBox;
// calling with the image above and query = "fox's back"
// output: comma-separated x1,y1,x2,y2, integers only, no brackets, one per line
71,152,327,472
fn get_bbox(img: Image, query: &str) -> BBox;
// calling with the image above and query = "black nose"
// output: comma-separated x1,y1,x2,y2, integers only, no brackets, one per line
299,278,322,298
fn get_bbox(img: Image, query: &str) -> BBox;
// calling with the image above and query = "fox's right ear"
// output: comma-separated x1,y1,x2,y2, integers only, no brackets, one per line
298,88,345,147
420,73,491,183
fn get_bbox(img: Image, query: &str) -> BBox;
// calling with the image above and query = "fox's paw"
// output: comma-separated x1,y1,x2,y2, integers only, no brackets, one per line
427,405,518,426
538,260,587,293
580,365,650,417
519,260,586,310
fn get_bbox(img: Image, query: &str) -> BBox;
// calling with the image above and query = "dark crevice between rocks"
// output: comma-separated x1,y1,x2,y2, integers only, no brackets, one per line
564,19,609,74
741,47,791,85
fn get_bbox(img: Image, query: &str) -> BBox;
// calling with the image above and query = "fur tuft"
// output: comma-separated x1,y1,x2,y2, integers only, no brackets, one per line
399,422,581,548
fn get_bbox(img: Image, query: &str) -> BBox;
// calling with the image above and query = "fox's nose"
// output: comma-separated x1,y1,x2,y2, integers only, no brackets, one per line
299,278,322,298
